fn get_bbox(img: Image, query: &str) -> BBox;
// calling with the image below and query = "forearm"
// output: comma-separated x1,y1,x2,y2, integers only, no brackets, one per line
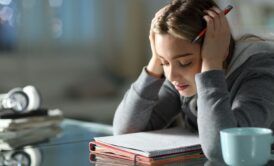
195,70,237,161
113,68,165,135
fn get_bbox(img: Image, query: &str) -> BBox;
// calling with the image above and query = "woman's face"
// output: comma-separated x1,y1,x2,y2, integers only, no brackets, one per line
155,34,202,97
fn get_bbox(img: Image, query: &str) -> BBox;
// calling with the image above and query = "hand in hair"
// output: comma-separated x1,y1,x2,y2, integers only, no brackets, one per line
146,7,167,78
201,7,231,72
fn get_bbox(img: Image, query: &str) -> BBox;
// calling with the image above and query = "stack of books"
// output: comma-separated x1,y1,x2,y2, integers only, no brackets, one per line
0,109,63,150
89,127,205,165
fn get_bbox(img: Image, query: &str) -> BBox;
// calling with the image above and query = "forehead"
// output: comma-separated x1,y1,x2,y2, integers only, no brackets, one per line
155,34,198,59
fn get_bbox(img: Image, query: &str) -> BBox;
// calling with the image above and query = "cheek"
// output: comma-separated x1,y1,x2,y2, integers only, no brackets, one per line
188,62,202,83
163,65,200,82
162,66,174,78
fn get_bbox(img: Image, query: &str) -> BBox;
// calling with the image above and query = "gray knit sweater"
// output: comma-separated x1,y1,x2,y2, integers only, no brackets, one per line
113,41,274,161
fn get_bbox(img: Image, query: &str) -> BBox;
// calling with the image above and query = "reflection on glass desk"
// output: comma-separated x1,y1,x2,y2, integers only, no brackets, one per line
1,119,274,166
0,119,112,166
90,154,274,166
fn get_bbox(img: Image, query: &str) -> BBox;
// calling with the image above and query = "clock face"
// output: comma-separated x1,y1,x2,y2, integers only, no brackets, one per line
9,92,29,112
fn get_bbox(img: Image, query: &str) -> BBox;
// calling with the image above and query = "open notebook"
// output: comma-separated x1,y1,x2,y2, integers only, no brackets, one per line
90,127,201,158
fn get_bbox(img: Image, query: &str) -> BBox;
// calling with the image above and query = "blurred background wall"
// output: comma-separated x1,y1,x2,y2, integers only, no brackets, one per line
0,0,273,124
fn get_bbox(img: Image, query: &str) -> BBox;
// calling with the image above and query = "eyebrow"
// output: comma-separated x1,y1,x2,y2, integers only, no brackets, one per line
159,53,193,60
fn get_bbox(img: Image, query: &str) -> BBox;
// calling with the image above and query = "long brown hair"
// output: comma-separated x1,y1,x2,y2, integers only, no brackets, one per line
153,0,235,66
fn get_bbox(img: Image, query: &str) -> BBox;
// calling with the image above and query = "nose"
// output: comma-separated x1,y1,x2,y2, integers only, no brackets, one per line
166,65,181,82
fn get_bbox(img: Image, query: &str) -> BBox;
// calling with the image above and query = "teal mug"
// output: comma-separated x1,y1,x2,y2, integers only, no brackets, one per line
220,127,274,166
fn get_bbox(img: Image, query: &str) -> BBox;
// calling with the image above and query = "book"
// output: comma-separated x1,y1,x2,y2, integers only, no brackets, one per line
0,125,62,150
89,127,204,165
0,109,63,132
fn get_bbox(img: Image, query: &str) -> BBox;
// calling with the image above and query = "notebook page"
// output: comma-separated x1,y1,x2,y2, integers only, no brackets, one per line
94,127,200,157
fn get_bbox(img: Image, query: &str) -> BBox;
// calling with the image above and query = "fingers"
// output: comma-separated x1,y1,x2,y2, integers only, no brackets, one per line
212,7,230,34
203,15,214,35
150,6,167,42
151,6,166,32
150,17,157,33
204,7,230,35
204,8,220,31
202,6,232,63
149,17,157,57
152,6,168,29
155,6,168,17
150,5,168,58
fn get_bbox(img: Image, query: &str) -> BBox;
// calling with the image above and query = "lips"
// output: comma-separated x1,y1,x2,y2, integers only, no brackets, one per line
174,84,189,91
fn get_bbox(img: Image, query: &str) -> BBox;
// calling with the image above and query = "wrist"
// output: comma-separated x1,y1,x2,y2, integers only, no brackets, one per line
201,60,223,72
147,57,164,78
145,67,163,78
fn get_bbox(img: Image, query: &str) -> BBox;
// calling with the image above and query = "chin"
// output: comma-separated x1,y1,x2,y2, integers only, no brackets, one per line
178,89,196,97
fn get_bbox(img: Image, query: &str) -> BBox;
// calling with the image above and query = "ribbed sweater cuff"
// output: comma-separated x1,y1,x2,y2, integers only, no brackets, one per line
133,67,165,100
195,70,228,93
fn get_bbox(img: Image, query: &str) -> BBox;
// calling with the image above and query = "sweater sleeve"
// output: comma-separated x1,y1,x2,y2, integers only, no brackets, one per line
113,68,181,135
195,69,274,162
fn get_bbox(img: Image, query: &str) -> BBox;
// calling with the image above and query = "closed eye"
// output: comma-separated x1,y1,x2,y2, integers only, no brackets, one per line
179,62,192,67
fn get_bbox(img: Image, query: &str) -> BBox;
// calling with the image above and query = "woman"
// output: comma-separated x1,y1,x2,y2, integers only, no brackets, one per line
113,0,274,161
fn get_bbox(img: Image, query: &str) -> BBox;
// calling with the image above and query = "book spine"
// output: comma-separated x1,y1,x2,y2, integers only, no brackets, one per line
89,141,153,162
89,141,96,151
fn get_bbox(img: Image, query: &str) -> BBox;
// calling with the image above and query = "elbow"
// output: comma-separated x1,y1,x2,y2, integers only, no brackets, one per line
113,126,141,135
113,120,137,135
113,127,128,135
113,121,127,135
113,130,123,136
199,129,224,162
113,119,146,135
201,141,224,162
